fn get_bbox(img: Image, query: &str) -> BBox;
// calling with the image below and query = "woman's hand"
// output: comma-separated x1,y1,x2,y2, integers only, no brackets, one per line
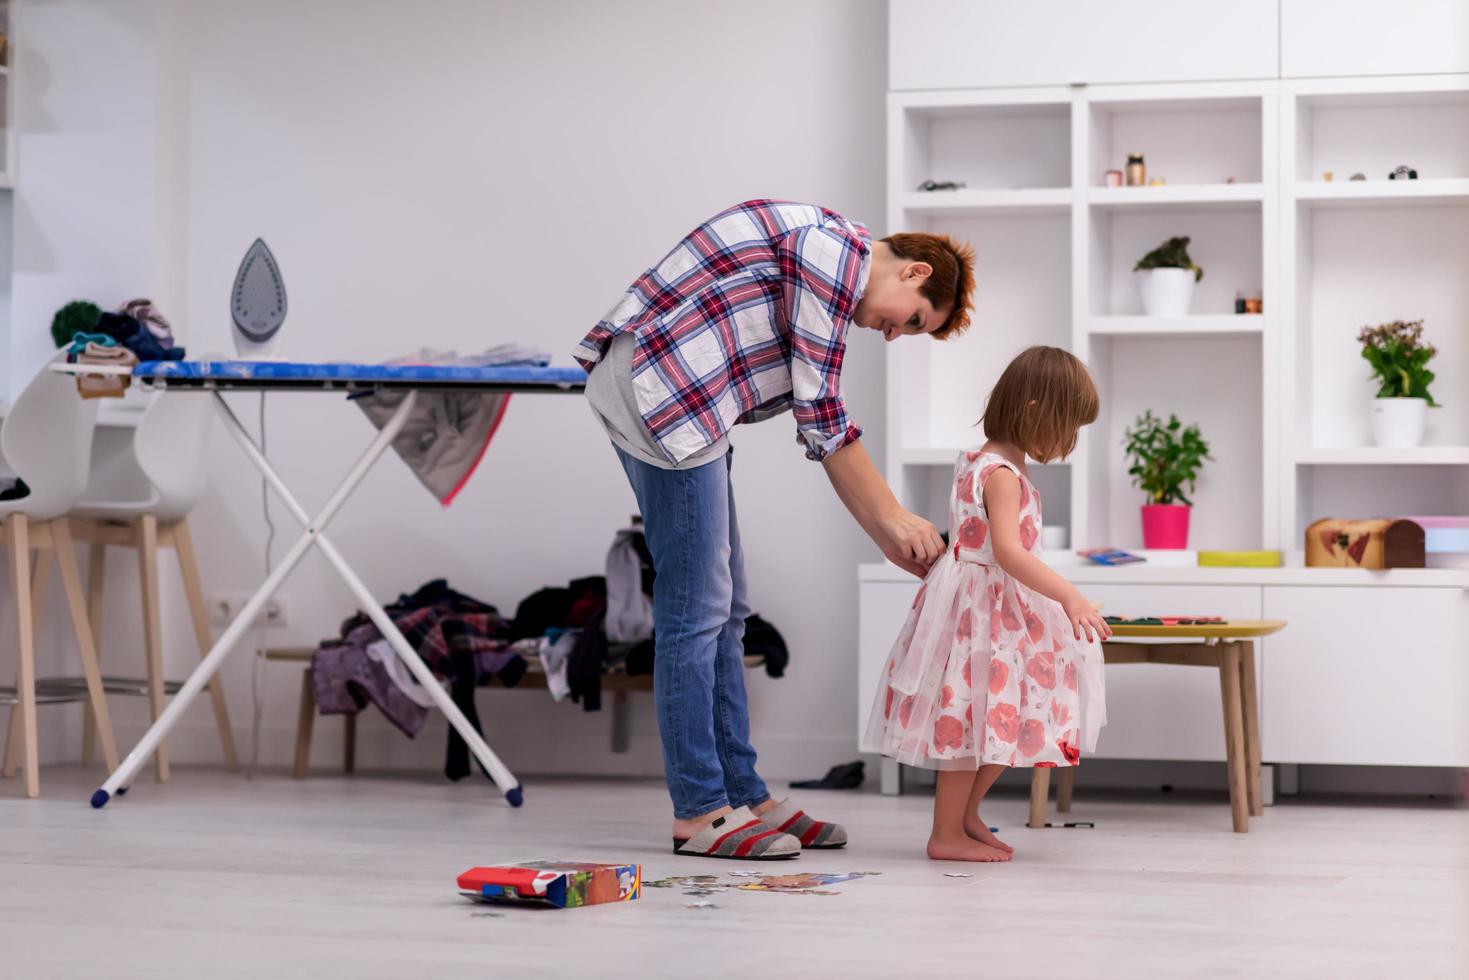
879,508,945,578
1062,589,1112,643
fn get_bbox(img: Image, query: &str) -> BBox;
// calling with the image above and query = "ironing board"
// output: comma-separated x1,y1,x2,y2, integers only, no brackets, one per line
1029,619,1287,833
51,360,587,809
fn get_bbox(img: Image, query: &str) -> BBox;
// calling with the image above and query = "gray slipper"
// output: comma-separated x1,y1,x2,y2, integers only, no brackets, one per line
672,805,801,860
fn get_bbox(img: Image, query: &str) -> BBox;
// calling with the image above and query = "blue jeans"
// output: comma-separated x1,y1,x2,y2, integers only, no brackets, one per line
613,445,770,819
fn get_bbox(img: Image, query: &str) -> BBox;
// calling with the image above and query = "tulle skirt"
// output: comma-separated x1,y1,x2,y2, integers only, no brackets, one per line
862,553,1106,771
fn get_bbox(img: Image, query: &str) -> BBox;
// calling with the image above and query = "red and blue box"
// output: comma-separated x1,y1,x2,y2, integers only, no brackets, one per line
457,861,642,909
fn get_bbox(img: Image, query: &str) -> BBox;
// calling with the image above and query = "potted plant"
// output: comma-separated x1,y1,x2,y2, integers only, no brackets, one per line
1357,319,1439,448
1133,236,1203,317
1123,409,1211,549
51,300,102,349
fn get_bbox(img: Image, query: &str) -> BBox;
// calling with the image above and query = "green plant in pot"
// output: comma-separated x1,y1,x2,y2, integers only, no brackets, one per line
1357,319,1439,449
1134,236,1203,318
51,300,103,349
1123,409,1211,549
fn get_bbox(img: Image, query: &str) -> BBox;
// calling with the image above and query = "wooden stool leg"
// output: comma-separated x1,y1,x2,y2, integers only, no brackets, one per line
7,515,39,797
52,520,120,772
136,516,169,782
1028,767,1051,828
1240,640,1264,817
1056,765,1077,813
293,669,316,779
172,520,240,771
1219,643,1249,833
343,711,356,774
2,698,21,778
82,541,105,768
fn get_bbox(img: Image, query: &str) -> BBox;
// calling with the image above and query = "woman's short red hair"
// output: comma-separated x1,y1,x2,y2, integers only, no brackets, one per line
881,232,976,340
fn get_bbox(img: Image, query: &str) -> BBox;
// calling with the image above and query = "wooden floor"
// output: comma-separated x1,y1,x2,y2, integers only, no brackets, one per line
0,767,1465,978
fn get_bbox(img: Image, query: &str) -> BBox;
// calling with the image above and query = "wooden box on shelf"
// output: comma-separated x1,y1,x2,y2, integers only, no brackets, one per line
1304,517,1425,569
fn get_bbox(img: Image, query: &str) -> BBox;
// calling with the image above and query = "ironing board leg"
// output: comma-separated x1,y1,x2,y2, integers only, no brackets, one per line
93,391,522,808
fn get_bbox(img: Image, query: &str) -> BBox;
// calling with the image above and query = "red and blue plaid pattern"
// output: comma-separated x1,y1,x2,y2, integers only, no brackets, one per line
575,200,871,463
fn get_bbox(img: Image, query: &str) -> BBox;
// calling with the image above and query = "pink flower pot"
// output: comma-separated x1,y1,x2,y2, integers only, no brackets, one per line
1141,504,1191,549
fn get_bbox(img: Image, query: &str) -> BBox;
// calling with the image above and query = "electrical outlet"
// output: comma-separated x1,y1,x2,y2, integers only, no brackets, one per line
209,592,290,629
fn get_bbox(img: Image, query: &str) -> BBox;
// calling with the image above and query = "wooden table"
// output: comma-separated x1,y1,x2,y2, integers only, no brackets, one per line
1029,619,1286,833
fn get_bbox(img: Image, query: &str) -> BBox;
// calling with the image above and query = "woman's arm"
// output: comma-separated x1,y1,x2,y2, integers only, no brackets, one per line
822,439,944,578
984,468,1111,643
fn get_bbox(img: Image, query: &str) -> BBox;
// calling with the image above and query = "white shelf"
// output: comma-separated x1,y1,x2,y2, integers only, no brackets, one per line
1087,314,1263,337
1088,183,1264,211
1291,178,1469,209
860,560,1469,590
899,188,1071,216
1296,446,1469,466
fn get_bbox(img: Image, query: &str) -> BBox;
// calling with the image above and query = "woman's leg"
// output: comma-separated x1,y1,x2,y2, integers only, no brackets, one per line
615,447,736,831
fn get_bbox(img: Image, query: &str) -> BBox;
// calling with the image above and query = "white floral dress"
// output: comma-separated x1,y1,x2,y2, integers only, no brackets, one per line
862,451,1106,770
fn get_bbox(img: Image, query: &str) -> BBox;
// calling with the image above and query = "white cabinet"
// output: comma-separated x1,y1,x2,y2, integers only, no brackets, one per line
889,0,1278,91
1261,586,1469,767
1281,0,1469,78
1080,583,1263,762
856,573,921,742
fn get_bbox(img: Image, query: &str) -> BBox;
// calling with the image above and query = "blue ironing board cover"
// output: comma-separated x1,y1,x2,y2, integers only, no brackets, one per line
134,360,587,388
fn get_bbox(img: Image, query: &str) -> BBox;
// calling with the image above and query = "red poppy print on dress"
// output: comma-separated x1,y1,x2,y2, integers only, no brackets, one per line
898,696,915,728
1000,596,1023,632
988,658,1008,695
1050,700,1071,727
933,715,964,753
1018,718,1047,758
956,471,975,504
1020,516,1038,551
1026,649,1057,689
961,657,972,688
955,609,973,643
1059,739,1081,765
940,685,955,708
884,686,895,719
1022,601,1045,643
958,517,987,550
987,703,1020,743
1035,761,1057,768
1063,661,1079,691
911,583,927,610
979,463,1002,486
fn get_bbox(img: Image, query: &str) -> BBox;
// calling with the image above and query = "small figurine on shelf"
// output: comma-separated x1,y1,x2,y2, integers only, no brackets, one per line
1125,153,1146,187
1388,166,1418,180
1349,172,1367,181
1244,291,1263,315
1148,177,1166,186
1104,170,1123,187
1323,171,1335,182
1235,291,1247,315
917,179,967,192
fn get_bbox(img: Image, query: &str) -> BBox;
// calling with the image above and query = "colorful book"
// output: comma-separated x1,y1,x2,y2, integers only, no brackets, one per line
457,861,642,909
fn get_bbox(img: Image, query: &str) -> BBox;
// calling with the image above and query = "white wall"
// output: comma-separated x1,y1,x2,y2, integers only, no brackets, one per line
16,0,892,783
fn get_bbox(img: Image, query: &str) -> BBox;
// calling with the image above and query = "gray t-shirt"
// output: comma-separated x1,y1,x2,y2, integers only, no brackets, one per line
585,332,729,470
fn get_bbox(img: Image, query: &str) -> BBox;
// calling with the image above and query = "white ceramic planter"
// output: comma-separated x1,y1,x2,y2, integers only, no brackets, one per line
1369,397,1428,448
1137,268,1196,317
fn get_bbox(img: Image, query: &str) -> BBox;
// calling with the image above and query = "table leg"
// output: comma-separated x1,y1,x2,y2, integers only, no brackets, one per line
1056,765,1076,813
1218,643,1249,833
1028,768,1051,828
1240,640,1263,818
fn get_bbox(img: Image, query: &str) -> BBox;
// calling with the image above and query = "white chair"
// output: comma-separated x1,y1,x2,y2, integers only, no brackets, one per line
0,358,119,798
70,389,238,780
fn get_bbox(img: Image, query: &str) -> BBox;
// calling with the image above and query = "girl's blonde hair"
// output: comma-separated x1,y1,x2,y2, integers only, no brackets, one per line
980,346,1099,463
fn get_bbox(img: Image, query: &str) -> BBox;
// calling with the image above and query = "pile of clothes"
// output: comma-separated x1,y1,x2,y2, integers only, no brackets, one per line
66,299,187,399
310,523,791,781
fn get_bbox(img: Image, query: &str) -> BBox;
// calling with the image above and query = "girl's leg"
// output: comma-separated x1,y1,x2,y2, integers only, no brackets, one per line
962,764,1014,852
928,769,1012,862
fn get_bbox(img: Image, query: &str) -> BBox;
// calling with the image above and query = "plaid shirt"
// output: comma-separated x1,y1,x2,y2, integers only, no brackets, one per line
574,199,871,463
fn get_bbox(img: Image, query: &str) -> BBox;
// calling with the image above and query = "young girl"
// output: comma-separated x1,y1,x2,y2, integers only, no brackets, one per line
863,346,1110,862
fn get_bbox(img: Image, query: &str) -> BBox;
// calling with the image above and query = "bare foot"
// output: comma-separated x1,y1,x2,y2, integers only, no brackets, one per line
926,831,1012,862
963,816,1014,853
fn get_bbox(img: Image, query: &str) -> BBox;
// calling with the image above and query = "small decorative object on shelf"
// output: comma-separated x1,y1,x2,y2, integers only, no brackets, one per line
1305,518,1425,569
1388,165,1418,180
1357,319,1439,448
50,300,104,349
1125,153,1146,187
1133,236,1203,317
1244,290,1263,315
1322,171,1335,182
1079,548,1145,566
917,179,966,192
1224,176,1237,184
1147,176,1166,186
1350,172,1367,181
1124,409,1211,550
1104,170,1123,187
1235,290,1247,315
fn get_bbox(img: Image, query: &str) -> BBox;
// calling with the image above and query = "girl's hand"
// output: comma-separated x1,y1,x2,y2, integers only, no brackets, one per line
1062,590,1112,643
